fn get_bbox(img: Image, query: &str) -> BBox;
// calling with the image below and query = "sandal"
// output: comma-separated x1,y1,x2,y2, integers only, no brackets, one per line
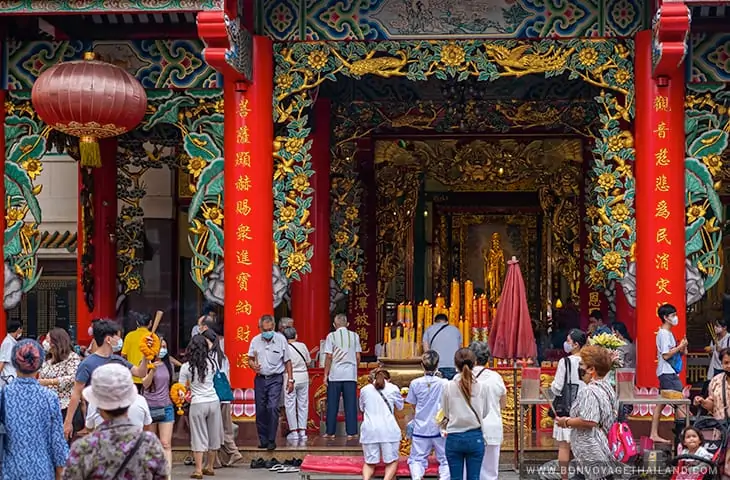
202,469,215,476
190,474,203,479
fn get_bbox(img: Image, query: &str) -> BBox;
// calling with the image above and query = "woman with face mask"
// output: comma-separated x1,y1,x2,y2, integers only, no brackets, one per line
141,336,176,471
555,345,621,480
549,328,587,480
38,328,83,431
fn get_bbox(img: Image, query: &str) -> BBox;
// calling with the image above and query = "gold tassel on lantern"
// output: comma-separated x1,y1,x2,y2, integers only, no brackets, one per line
79,135,102,168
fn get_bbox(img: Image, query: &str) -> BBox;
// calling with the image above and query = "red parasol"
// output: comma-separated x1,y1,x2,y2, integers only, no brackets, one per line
489,257,537,360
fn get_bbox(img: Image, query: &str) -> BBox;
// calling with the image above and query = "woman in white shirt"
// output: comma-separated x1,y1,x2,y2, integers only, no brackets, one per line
407,351,448,480
441,348,488,480
359,368,403,480
469,341,506,480
179,335,222,479
283,327,312,442
550,328,587,480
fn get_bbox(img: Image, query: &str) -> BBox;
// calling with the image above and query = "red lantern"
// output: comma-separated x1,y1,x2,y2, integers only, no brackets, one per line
31,52,147,167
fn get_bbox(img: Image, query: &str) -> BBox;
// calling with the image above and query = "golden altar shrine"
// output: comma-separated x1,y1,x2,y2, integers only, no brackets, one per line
301,363,558,452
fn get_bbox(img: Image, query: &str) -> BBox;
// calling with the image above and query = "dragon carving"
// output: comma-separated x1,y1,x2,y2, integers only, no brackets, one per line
484,44,574,77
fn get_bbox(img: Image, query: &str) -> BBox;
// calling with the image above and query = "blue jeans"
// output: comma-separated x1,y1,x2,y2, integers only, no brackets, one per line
325,380,358,436
445,429,484,480
439,367,457,380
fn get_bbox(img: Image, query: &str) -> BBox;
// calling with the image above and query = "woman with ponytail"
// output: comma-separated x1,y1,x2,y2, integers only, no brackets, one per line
441,348,488,480
359,368,403,480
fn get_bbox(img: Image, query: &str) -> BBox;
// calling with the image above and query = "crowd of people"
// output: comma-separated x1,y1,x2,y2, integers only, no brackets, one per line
0,306,246,479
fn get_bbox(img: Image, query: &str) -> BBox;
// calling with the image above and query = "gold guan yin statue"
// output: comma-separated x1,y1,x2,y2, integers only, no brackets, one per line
483,232,506,306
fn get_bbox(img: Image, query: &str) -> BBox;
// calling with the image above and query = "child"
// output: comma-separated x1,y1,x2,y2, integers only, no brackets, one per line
283,327,311,442
359,369,403,480
406,351,449,480
678,427,713,475
651,303,688,444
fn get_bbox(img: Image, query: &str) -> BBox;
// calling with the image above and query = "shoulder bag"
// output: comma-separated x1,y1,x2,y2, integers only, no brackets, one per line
377,388,394,414
289,344,309,366
550,357,579,419
110,434,145,478
427,324,448,349
210,358,233,403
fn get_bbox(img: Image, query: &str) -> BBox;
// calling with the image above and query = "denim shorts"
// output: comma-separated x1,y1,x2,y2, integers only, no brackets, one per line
150,404,175,423
659,373,682,392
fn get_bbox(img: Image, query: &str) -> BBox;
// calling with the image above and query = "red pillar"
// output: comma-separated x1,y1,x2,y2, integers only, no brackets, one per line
634,30,686,388
290,99,331,349
0,89,5,333
224,35,274,390
76,139,118,345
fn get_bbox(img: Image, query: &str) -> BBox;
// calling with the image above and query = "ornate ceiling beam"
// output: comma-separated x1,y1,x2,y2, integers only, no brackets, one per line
0,0,223,14
652,0,692,79
197,10,252,82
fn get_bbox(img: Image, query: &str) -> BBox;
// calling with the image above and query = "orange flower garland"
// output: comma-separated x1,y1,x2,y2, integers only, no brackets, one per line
139,333,161,369
170,383,187,415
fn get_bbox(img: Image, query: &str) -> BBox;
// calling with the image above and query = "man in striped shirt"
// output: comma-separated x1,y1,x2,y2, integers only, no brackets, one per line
323,314,361,439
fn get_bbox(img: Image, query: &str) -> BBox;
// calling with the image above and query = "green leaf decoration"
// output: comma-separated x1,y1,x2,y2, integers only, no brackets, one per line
188,158,223,221
688,130,728,159
5,163,42,223
4,222,22,257
144,95,196,130
183,132,221,161
205,220,224,257
685,218,706,256
7,135,46,165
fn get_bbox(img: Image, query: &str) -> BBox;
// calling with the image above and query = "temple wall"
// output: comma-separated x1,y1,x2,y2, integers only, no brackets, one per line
258,0,649,40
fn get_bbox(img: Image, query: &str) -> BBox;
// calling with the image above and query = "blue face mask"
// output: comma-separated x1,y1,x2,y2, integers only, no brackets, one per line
262,331,275,341
159,348,168,358
563,341,573,354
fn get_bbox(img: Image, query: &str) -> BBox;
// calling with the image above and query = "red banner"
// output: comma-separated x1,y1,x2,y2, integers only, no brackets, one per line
635,30,686,388
224,37,274,389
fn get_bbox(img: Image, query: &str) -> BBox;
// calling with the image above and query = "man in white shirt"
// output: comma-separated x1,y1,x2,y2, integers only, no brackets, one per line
248,315,294,450
422,313,461,380
651,303,688,444
0,320,22,386
323,314,361,439
283,327,311,442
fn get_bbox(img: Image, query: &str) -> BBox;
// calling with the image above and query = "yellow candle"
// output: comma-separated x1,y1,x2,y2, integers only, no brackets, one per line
383,323,389,346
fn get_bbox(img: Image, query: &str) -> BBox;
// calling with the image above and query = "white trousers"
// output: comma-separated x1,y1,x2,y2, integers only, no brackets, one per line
481,444,500,480
284,381,309,431
408,436,450,480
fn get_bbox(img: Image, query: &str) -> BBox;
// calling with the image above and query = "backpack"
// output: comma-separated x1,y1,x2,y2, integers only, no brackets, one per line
608,421,638,463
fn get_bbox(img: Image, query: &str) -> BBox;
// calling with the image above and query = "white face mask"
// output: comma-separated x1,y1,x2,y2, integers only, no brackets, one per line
42,340,51,352
667,315,679,326
111,337,123,353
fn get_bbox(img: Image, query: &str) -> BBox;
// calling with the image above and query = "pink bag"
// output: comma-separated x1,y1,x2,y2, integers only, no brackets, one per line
608,422,638,463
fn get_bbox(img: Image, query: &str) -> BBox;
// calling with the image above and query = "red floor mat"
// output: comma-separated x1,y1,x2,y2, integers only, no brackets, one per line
301,455,440,475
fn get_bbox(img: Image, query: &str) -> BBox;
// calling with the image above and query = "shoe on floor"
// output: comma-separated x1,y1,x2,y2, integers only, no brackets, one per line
269,464,285,472
267,441,277,451
190,473,203,479
278,466,300,473
299,432,308,440
264,458,279,469
226,453,244,467
250,458,265,469
286,432,299,442
202,469,215,476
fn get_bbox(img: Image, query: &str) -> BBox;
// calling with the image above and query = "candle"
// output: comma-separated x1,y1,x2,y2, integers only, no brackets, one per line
435,293,445,309
481,294,489,331
416,302,424,348
472,295,479,329
397,303,404,325
383,323,390,346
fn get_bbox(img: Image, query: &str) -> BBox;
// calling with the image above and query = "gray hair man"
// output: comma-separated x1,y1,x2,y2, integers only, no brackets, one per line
248,315,294,450
279,317,294,333
323,314,361,439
